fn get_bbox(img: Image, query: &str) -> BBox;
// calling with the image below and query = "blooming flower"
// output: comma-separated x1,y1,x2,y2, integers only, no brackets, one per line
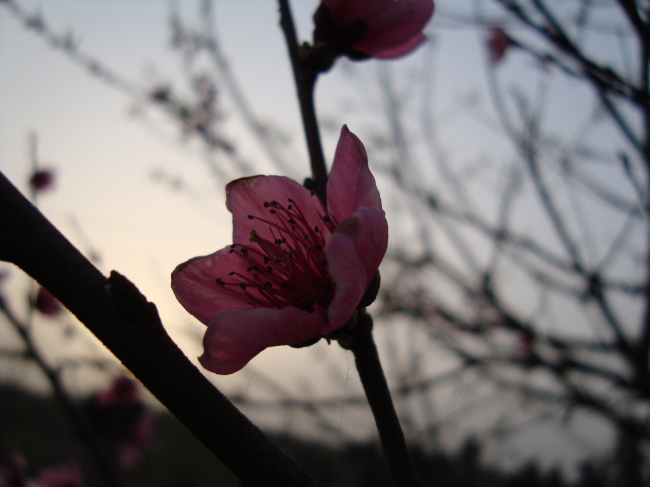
487,26,511,64
172,126,388,374
313,0,435,60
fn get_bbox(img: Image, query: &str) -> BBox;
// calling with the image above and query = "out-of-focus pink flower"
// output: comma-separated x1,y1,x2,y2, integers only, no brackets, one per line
94,376,139,406
119,412,154,468
0,455,83,487
172,125,388,374
487,26,511,64
36,464,83,487
0,453,29,487
313,0,435,59
29,169,55,193
34,287,62,317
91,376,153,469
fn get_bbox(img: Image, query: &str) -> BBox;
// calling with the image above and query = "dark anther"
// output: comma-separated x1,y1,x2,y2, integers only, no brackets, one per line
314,226,319,233
281,238,286,243
216,278,225,286
288,219,296,224
270,210,276,214
288,205,293,210
266,266,273,273
229,272,235,276
247,215,254,220
240,283,247,290
322,215,331,222
275,239,282,245
288,198,294,203
264,202,270,208
264,257,270,264
229,249,235,254
270,201,278,207
241,248,248,256
230,244,237,248
287,252,293,258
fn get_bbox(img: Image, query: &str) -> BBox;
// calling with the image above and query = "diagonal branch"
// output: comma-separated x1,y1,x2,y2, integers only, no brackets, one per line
0,171,316,487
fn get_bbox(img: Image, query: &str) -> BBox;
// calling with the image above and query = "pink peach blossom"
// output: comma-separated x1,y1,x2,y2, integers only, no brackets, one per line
314,0,434,59
172,126,388,374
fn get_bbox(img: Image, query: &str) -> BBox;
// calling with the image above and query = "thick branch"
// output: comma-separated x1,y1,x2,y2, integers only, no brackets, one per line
0,171,315,487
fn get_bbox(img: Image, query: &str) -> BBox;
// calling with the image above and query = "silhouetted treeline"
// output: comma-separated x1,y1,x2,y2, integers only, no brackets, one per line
0,384,612,486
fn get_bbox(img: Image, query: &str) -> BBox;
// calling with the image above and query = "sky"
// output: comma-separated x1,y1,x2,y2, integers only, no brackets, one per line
0,0,639,478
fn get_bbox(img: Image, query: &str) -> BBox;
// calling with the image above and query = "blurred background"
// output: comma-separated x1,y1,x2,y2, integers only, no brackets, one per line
1,0,648,485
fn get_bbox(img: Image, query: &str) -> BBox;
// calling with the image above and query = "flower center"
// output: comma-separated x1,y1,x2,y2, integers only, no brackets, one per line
216,196,339,313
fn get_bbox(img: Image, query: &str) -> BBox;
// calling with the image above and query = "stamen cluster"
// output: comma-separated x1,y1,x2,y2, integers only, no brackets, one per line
215,196,339,313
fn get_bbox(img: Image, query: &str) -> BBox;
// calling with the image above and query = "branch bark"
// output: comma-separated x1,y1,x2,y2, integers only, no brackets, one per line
0,170,316,487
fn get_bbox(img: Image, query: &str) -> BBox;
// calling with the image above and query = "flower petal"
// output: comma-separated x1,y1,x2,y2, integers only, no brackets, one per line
367,33,427,59
323,0,434,58
327,126,382,223
171,247,255,325
226,175,326,244
323,206,388,335
199,305,326,374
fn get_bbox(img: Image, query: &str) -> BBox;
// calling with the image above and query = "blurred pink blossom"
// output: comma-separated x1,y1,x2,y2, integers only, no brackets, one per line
0,455,83,487
34,287,62,317
94,375,139,406
29,169,55,193
119,411,154,468
313,0,435,59
172,126,388,374
487,26,511,64
36,464,83,487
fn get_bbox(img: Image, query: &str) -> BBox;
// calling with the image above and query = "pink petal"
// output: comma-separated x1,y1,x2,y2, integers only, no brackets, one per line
199,305,326,374
226,175,326,244
324,207,388,335
368,33,428,59
327,126,382,223
324,0,434,58
171,247,256,325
